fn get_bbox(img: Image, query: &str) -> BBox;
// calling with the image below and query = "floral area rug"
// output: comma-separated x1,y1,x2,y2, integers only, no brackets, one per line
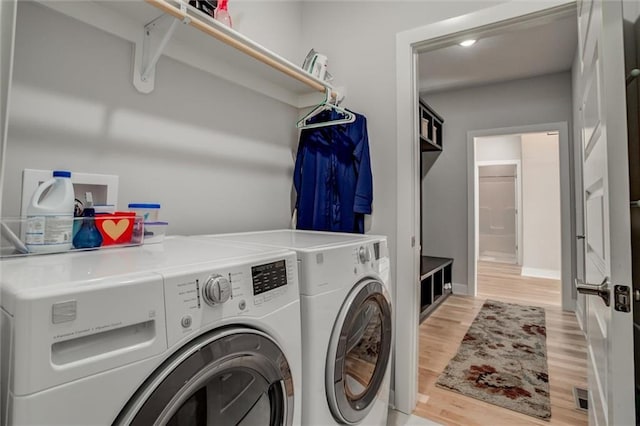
436,300,551,420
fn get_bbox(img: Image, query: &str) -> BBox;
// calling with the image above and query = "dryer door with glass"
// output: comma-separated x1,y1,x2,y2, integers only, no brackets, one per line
114,328,294,426
326,279,392,424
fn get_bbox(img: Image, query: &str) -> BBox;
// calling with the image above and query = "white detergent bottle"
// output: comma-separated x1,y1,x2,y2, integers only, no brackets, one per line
25,170,75,253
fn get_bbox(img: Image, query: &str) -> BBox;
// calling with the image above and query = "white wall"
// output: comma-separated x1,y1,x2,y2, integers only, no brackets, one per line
229,0,302,65
3,2,302,235
476,134,521,162
299,0,502,275
421,72,572,290
521,132,561,278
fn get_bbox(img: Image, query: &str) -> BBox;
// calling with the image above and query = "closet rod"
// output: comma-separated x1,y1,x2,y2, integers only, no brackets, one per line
145,0,337,99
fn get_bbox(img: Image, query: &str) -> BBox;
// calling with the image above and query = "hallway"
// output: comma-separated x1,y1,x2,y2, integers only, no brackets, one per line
414,261,587,425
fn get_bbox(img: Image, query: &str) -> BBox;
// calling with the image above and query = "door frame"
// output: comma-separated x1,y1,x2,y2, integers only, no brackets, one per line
476,159,522,266
1,0,18,217
468,124,572,310
394,0,575,414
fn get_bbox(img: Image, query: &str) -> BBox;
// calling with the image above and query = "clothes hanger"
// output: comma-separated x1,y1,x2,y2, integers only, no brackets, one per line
296,87,356,130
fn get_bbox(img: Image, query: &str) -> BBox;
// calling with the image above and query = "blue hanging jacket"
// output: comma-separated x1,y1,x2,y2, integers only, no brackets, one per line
294,109,372,233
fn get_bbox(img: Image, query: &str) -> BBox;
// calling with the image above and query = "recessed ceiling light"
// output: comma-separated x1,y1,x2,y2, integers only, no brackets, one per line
459,39,477,47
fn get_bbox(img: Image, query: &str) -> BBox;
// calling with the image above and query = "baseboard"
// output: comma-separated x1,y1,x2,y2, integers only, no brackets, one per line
453,283,467,295
521,267,561,280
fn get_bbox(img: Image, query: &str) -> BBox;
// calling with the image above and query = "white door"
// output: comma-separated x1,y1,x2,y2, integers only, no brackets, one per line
576,0,635,424
575,105,588,331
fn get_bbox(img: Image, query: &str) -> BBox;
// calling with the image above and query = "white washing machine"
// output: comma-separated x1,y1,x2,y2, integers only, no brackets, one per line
0,236,302,425
195,230,393,425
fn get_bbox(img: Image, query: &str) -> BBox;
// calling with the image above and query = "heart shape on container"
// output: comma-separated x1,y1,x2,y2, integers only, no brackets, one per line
102,219,130,240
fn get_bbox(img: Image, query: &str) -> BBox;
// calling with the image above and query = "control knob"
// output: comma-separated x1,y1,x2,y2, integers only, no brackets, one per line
202,274,232,306
358,246,372,264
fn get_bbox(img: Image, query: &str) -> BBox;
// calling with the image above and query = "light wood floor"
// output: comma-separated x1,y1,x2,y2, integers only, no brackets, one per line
413,261,588,426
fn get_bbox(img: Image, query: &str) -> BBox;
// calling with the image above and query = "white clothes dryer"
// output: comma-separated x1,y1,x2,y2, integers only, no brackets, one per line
0,237,302,426
195,230,393,426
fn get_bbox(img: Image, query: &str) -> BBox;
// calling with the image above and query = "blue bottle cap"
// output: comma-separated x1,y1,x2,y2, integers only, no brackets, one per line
128,203,161,209
53,170,72,178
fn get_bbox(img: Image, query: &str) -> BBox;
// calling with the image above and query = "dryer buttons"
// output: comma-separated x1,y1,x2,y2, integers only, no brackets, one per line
202,274,232,306
358,246,372,264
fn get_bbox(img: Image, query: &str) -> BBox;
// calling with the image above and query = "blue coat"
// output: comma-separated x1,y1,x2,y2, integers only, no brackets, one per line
294,110,372,233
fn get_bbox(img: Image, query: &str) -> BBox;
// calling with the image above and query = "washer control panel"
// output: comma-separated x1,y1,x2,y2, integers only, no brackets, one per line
251,260,288,295
202,274,232,306
162,252,298,347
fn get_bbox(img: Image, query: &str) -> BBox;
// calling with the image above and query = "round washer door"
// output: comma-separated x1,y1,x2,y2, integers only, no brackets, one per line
326,279,392,424
114,328,294,426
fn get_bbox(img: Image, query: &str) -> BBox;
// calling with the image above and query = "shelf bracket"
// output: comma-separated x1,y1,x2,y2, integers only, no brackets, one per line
133,2,191,93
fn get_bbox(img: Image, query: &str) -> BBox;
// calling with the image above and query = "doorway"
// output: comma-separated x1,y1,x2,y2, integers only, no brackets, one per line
394,1,579,416
477,162,519,265
474,131,562,307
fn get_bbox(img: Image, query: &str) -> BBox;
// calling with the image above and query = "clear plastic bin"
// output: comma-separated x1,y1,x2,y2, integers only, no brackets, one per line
143,221,168,245
127,203,161,222
0,216,144,258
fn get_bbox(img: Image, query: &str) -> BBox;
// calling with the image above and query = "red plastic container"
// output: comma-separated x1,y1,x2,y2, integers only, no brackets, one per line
95,212,136,245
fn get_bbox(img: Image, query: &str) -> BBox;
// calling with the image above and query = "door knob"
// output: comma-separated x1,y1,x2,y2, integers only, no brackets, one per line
575,277,610,306
576,235,585,240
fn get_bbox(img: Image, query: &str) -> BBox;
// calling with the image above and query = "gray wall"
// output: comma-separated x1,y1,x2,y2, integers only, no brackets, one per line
421,72,573,289
299,0,502,284
4,2,302,235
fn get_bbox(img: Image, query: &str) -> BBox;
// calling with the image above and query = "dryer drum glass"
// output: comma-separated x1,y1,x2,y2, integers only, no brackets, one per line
344,300,382,399
328,281,392,425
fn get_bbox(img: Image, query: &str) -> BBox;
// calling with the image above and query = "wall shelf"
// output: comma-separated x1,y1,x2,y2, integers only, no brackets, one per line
419,100,444,152
418,98,449,322
420,136,442,152
35,0,335,107
419,256,453,323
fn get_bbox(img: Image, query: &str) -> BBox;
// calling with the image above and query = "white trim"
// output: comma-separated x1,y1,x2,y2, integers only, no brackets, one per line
0,0,17,219
394,0,574,414
476,159,522,266
521,267,561,280
575,299,585,332
452,283,468,295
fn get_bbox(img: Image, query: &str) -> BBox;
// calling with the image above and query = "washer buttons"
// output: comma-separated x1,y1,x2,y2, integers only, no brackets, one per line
239,300,246,310
181,315,192,328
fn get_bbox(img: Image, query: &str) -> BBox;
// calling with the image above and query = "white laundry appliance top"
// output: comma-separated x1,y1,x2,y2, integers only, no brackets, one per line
0,236,291,313
204,229,381,251
197,230,389,296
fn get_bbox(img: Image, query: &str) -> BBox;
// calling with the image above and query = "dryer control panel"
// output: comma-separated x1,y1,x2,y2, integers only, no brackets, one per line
162,251,298,347
297,238,389,296
352,240,390,284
